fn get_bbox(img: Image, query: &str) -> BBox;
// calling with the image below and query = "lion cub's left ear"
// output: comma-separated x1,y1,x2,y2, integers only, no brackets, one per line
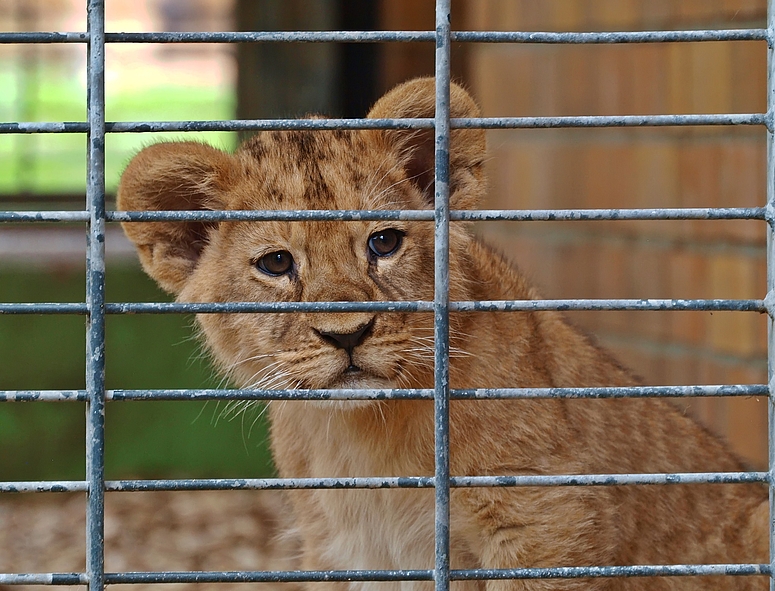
117,141,236,294
366,77,486,210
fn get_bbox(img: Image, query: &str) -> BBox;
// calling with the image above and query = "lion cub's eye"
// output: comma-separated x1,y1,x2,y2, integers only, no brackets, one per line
368,229,404,258
255,250,294,276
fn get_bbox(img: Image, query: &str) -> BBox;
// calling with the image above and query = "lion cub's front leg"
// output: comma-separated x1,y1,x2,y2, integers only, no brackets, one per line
455,487,614,591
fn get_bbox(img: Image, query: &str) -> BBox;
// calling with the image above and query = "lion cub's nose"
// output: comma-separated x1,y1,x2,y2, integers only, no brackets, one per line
315,319,374,354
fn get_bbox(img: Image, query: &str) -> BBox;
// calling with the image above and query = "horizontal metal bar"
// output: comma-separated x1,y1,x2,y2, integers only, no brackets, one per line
453,29,769,44
457,207,767,221
0,29,766,45
0,122,89,134
109,209,436,223
0,574,87,586
0,564,767,586
109,31,433,44
0,31,435,44
0,303,89,314
106,301,433,314
0,113,766,136
1,207,765,225
0,478,430,494
1,470,767,494
0,299,764,315
104,29,773,45
0,302,429,314
0,390,87,402
0,211,89,223
453,564,770,581
1,207,767,224
452,298,766,313
106,384,772,401
461,113,767,129
0,384,766,403
97,298,768,313
104,564,772,584
452,384,770,400
455,471,769,487
0,32,90,43
107,570,432,585
106,472,769,491
108,206,766,223
0,118,432,135
109,388,423,401
107,477,432,492
0,481,88,493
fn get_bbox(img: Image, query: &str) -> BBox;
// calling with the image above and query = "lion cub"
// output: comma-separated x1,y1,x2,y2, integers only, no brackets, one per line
118,78,768,590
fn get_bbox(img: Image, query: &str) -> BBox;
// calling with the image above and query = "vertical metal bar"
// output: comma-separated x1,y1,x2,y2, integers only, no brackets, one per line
85,1,106,590
433,2,452,591
767,2,775,590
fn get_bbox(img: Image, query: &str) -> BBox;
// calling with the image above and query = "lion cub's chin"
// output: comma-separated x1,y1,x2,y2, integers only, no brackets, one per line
307,372,397,411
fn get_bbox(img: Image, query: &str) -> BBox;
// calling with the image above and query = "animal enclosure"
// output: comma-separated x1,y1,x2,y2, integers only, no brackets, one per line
1,0,774,590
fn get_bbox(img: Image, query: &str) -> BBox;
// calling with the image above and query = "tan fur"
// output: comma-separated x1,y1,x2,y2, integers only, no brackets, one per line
117,78,769,590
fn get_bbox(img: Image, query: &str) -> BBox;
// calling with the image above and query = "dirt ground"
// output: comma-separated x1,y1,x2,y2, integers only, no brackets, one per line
0,490,301,591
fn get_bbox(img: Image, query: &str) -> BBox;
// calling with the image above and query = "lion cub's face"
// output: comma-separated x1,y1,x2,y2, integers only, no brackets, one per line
117,78,485,394
186,130,437,391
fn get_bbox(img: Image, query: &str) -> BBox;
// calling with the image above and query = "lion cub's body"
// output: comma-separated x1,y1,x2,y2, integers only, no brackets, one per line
118,78,768,590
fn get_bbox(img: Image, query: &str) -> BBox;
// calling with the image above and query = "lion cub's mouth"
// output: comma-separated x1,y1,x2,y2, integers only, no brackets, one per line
328,366,392,390
300,367,393,409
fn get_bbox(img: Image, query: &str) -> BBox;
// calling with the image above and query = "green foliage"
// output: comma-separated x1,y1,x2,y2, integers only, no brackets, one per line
0,265,274,480
0,61,237,195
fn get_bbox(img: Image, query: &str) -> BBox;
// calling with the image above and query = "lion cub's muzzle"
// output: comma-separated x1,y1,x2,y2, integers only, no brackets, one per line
314,317,375,372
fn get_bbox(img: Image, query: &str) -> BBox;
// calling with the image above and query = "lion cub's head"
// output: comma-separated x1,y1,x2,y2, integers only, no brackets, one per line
117,78,486,393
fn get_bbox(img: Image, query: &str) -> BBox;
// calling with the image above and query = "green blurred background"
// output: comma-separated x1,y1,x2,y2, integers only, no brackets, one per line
2,0,253,482
0,264,276,481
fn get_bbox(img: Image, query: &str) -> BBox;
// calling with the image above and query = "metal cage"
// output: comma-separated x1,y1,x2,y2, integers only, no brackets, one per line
1,0,774,589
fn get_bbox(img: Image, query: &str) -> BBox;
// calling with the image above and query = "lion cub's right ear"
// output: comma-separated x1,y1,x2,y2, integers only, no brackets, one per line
117,141,236,294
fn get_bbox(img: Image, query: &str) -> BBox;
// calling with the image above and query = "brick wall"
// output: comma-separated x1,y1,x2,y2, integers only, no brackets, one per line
463,1,769,466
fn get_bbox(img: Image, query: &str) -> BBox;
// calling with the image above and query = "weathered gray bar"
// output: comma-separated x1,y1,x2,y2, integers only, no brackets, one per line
0,113,766,135
0,28,767,45
85,2,107,590
0,564,769,587
0,384,768,403
0,470,768,495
